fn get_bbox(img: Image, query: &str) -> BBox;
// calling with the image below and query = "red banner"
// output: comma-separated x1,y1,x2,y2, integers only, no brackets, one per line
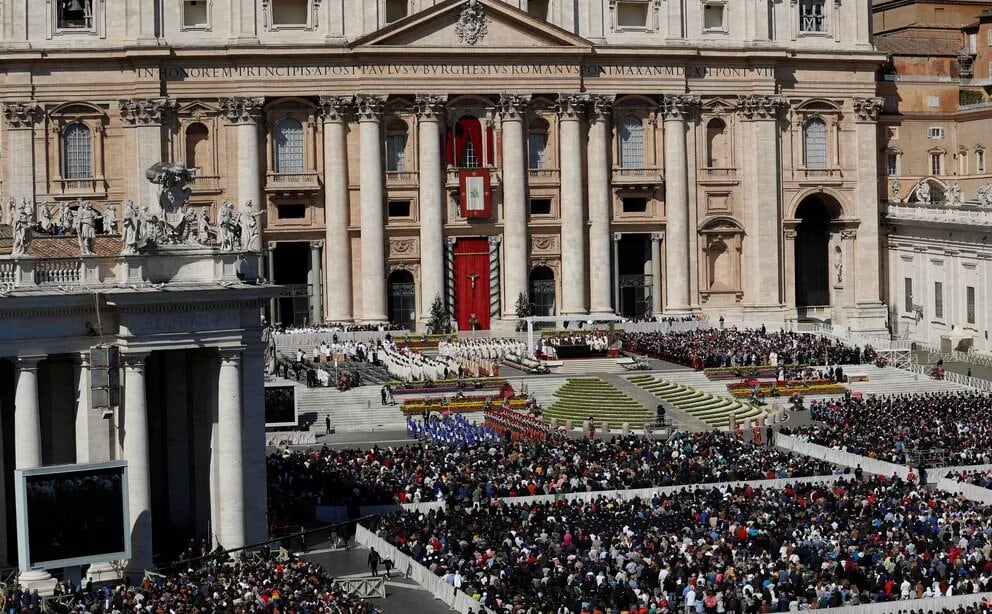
459,169,491,219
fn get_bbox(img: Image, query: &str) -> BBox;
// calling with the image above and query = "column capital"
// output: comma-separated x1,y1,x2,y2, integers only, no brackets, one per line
218,347,244,365
74,351,91,367
587,95,615,122
220,97,265,125
2,102,42,129
497,93,531,120
354,95,387,122
122,351,150,370
852,96,885,123
650,232,665,243
488,235,502,248
783,229,797,240
16,354,47,370
414,94,448,121
556,94,588,121
660,94,700,122
118,98,177,127
319,95,353,122
737,95,788,121
841,229,858,240
311,240,325,249
446,236,458,247
613,232,623,243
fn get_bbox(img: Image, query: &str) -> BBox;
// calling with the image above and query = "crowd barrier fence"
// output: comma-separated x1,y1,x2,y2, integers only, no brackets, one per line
314,501,443,524
265,431,316,447
775,434,911,479
273,330,411,348
906,363,992,391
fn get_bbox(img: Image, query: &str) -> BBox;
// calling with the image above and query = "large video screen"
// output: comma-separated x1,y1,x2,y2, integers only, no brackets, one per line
15,461,130,570
265,385,299,427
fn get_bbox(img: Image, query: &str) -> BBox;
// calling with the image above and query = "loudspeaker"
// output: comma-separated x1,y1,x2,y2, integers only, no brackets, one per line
90,345,120,409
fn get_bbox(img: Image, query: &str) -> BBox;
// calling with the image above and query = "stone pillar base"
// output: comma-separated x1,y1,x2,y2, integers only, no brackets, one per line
85,562,123,584
842,302,889,334
19,570,57,596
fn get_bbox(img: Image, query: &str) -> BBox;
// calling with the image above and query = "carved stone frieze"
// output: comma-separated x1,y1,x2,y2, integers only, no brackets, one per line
660,94,700,121
556,94,588,120
414,94,448,121
319,95,354,122
531,235,559,254
119,98,177,126
497,93,531,120
737,95,787,120
220,97,265,125
2,102,41,129
389,237,420,258
354,95,387,121
852,97,885,122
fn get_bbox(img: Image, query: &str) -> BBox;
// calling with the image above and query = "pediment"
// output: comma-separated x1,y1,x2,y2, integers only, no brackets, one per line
353,0,592,49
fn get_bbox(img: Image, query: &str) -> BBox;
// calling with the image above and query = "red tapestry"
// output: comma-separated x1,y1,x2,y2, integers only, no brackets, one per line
453,238,491,331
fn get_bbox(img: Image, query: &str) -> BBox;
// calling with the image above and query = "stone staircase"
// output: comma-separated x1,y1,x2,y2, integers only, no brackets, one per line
265,376,408,434
551,358,632,374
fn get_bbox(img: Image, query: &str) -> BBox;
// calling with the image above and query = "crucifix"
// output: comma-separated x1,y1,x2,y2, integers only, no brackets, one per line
466,273,480,290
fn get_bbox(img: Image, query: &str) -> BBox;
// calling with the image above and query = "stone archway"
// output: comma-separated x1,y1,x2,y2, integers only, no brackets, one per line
528,266,556,317
387,269,416,330
794,194,842,308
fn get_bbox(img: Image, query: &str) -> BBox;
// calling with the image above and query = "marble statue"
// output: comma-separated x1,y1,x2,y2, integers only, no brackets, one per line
945,181,963,207
916,180,932,204
38,202,53,233
239,200,264,253
977,183,992,207
218,200,238,252
11,199,33,256
834,245,843,284
146,162,195,214
121,200,142,256
891,178,901,203
103,204,118,234
75,200,101,256
197,207,212,245
60,200,75,233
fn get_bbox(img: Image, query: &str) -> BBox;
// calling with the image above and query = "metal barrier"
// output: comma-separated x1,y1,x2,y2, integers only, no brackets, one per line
333,576,386,599
906,363,992,391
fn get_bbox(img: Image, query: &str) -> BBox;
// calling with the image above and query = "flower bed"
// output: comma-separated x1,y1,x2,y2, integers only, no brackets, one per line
704,365,807,380
726,379,846,398
388,377,508,395
401,396,527,415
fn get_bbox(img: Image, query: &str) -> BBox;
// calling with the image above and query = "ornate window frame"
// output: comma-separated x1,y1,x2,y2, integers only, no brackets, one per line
46,0,105,39
793,100,842,171
174,102,221,193
609,0,661,33
47,103,107,198
180,0,213,31
976,145,987,174
262,0,320,31
698,217,744,303
701,0,728,35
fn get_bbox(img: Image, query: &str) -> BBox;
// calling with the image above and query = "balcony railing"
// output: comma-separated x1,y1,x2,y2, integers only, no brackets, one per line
445,167,500,189
795,167,843,184
699,167,738,184
35,259,82,285
0,261,15,286
887,202,992,227
527,168,560,184
53,177,105,196
265,172,320,192
611,167,664,187
385,171,419,187
190,174,221,193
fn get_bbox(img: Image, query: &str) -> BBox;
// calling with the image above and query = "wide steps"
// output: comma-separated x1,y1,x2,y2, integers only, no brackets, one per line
626,374,763,428
544,377,648,428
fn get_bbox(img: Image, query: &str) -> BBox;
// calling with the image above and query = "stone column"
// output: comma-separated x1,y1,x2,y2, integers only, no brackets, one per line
309,241,324,323
356,95,388,322
740,95,787,307
216,349,245,550
220,97,266,252
74,352,92,463
651,233,664,315
122,352,154,575
853,97,885,306
241,340,268,544
319,96,354,323
557,94,589,315
783,227,798,309
118,99,176,218
661,95,698,313
2,103,40,201
497,94,531,318
587,95,615,316
415,94,448,325
612,233,622,313
14,355,52,589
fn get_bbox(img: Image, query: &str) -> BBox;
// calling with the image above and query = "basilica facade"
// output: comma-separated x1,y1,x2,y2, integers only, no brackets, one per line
0,0,888,331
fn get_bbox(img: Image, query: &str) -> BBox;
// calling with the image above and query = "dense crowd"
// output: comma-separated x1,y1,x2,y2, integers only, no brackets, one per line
949,469,992,489
788,391,992,466
622,328,876,369
9,551,379,613
266,432,836,516
369,475,992,613
275,322,403,334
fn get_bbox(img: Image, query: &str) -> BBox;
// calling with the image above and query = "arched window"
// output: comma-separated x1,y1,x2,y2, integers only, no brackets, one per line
618,115,644,169
385,119,408,172
448,116,484,168
705,118,728,168
528,118,550,169
803,117,828,169
185,122,211,174
529,266,556,317
274,118,304,174
63,123,92,179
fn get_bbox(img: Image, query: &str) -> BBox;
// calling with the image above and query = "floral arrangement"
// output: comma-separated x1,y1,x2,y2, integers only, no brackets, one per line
704,365,806,380
401,396,528,415
388,377,508,395
726,379,846,398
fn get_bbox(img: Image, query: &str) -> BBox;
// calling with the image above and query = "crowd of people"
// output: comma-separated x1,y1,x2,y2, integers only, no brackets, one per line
275,322,404,334
406,414,501,448
787,391,992,466
622,328,877,369
948,469,992,489
540,332,614,359
12,550,379,613
266,432,836,517
369,475,992,613
438,338,529,362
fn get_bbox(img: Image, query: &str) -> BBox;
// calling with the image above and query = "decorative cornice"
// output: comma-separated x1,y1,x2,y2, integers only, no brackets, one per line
660,94,700,121
318,95,353,122
587,95,616,121
737,95,787,121
2,102,42,129
497,93,531,120
853,97,885,123
556,94,588,120
118,98,176,126
354,94,387,121
219,97,265,125
414,94,448,121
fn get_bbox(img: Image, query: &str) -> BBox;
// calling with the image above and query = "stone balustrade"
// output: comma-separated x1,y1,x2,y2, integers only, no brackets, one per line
887,201,992,227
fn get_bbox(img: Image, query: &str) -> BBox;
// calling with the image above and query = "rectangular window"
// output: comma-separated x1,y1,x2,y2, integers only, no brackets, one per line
927,96,940,108
529,198,552,216
271,0,309,26
987,29,992,46
904,277,913,313
57,0,94,30
930,153,944,176
528,132,549,169
182,0,210,29
277,204,306,219
978,149,986,173
388,200,411,218
385,0,408,23
386,135,407,172
703,2,725,30
935,281,943,319
883,97,898,112
622,197,648,213
970,33,977,53
886,153,899,176
927,127,945,139
967,286,976,324
799,0,826,33
616,1,649,28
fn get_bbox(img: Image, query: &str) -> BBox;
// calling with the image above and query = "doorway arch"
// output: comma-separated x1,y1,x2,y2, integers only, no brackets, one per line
794,194,842,308
387,270,416,329
529,266,556,316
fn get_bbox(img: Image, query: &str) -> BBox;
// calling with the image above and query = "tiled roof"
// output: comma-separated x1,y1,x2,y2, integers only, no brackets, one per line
0,231,122,257
875,35,964,55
